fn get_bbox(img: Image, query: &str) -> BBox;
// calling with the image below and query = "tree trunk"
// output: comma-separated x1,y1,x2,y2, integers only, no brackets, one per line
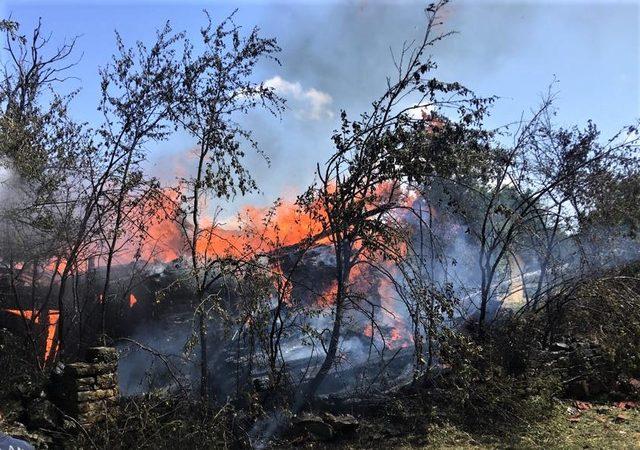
303,240,352,402
198,299,209,402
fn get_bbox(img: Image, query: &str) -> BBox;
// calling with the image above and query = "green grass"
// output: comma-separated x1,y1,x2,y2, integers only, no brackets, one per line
418,401,640,449
301,400,640,449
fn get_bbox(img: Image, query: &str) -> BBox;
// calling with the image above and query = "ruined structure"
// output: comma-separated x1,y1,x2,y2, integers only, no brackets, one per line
51,347,119,426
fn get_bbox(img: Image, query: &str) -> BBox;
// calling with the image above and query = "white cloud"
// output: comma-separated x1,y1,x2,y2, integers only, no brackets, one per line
265,76,334,121
406,103,435,120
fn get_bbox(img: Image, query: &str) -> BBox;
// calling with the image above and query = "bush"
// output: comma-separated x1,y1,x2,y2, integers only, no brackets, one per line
436,327,560,434
564,274,640,380
66,393,247,448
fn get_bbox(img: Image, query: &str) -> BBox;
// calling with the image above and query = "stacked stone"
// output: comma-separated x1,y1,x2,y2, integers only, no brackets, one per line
58,347,119,426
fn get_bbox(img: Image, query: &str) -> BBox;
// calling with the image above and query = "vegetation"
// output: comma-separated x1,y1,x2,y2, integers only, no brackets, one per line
0,1,639,448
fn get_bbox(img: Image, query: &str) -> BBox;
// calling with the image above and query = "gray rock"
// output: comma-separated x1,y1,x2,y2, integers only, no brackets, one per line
65,376,96,392
76,401,107,415
292,413,334,441
65,362,116,377
96,373,117,389
321,412,359,434
76,388,117,402
86,347,118,364
52,361,65,376
550,342,571,352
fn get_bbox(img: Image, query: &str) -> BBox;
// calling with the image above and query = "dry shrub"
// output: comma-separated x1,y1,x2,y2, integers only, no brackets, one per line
555,267,640,390
436,328,559,434
67,393,249,449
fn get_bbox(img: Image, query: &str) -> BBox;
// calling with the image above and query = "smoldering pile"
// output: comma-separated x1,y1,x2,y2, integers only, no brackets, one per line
117,242,418,399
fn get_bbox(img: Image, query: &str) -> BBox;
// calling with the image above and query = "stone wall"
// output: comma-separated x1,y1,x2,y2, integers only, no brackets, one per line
52,347,119,426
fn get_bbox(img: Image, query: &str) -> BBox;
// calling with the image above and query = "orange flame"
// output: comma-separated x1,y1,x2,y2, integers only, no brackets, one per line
46,311,59,362
377,265,412,349
316,280,337,309
4,309,59,363
140,195,325,263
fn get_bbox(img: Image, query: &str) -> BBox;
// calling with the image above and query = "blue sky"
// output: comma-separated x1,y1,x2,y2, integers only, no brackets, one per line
1,0,638,215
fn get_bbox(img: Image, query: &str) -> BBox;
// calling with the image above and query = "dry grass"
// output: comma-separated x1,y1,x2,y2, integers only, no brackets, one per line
290,401,640,449
415,401,640,449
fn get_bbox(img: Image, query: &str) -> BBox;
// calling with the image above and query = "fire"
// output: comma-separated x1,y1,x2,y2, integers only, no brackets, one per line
316,280,337,308
99,292,137,308
241,201,325,248
26,182,416,355
376,267,412,349
55,259,67,275
4,308,59,363
271,261,297,306
363,321,410,350
129,180,415,268
135,190,185,262
141,194,326,263
194,200,326,259
47,311,59,362
309,252,412,349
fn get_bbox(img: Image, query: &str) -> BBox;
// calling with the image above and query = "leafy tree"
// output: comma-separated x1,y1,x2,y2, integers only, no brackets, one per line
298,0,494,400
170,11,284,401
95,23,184,343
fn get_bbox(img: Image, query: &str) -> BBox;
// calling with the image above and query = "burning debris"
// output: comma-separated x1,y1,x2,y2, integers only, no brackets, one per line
4,309,59,364
0,1,639,448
